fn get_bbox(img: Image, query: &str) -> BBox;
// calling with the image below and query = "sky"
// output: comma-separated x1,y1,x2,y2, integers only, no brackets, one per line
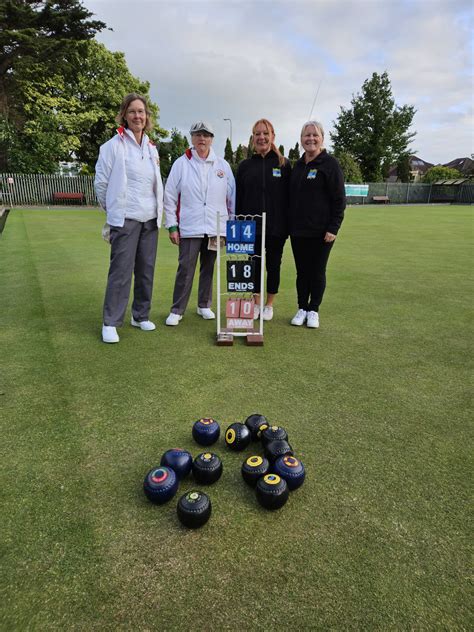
86,0,473,165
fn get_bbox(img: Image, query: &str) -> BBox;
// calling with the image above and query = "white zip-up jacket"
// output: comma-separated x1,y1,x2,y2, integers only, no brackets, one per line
94,127,164,227
164,147,235,237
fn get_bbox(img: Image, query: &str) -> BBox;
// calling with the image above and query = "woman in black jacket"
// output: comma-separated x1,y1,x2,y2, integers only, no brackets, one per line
236,119,291,321
289,120,346,328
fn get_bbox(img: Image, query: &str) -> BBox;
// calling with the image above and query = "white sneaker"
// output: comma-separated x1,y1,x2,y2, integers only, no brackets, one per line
291,309,307,326
306,311,319,328
197,307,215,320
254,305,260,320
166,313,182,326
131,317,156,331
102,325,119,343
262,306,273,321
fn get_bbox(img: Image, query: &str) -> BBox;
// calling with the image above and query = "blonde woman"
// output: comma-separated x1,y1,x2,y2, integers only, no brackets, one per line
95,93,163,343
235,119,291,321
289,120,345,329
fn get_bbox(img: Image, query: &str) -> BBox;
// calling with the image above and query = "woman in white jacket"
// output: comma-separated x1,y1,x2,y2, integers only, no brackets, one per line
94,93,163,343
164,121,235,326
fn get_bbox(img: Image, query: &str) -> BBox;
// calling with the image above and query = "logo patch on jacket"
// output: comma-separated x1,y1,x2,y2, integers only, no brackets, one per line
307,169,317,179
216,169,224,178
272,168,281,178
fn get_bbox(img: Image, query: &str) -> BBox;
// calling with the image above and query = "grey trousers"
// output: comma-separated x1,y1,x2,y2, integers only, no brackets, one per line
103,219,158,326
171,237,216,314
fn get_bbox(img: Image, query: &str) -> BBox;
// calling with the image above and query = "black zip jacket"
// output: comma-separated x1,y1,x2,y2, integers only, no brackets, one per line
236,150,291,237
289,150,346,237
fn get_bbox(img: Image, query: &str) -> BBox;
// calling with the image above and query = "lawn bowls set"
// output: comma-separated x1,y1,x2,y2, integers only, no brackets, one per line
142,413,305,527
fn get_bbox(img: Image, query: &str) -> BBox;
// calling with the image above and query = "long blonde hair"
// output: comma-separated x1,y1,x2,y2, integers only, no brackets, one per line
252,119,286,167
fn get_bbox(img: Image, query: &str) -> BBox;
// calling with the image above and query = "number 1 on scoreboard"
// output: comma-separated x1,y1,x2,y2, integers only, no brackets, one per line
226,298,241,317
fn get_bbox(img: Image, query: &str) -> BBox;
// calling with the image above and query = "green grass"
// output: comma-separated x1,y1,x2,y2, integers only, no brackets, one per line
0,206,472,631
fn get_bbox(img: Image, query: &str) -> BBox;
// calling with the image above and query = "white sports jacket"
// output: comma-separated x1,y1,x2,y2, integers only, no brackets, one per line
164,147,235,237
94,127,164,227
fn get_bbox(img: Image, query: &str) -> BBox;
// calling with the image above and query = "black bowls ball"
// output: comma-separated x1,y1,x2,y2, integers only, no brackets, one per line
241,455,270,487
264,439,293,463
160,448,192,480
192,452,223,484
177,490,212,528
192,418,220,446
261,425,288,446
143,466,179,504
244,413,268,440
225,422,251,451
256,474,289,510
273,455,306,491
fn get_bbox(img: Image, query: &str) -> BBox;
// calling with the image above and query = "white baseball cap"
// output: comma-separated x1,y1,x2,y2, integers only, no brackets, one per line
189,121,214,136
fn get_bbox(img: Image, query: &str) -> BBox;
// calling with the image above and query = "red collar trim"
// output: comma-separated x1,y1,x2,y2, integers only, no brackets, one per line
185,148,192,160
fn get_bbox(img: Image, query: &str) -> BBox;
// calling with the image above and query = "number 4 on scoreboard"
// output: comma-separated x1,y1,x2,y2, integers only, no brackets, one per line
240,221,256,243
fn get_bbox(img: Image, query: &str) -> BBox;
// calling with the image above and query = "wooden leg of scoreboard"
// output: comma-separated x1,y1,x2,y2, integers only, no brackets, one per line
246,329,264,346
217,331,234,346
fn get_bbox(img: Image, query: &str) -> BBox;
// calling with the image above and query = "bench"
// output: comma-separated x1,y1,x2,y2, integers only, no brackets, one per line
372,195,390,204
52,192,85,205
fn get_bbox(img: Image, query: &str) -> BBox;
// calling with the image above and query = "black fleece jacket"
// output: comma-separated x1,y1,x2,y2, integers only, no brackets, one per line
236,150,291,237
289,150,346,237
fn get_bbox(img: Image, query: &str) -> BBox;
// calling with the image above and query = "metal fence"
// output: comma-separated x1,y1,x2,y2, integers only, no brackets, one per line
346,182,474,205
1,173,473,207
0,173,97,206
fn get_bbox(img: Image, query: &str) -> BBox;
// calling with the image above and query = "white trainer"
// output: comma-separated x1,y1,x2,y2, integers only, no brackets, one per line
291,309,307,326
102,325,119,343
262,306,273,321
306,311,320,328
165,313,182,326
197,307,215,320
131,317,156,331
254,304,260,320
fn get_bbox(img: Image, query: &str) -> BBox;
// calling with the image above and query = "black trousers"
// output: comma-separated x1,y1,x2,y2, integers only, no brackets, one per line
290,235,334,312
253,235,287,295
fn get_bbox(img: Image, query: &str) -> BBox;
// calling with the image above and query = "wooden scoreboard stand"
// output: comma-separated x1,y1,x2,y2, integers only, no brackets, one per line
216,213,266,346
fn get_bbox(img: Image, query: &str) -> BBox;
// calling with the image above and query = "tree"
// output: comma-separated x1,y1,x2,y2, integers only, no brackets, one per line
235,144,245,164
0,0,106,171
159,128,189,178
247,135,254,156
0,1,165,173
224,138,234,164
333,150,363,183
330,71,416,182
288,142,300,165
278,144,285,157
396,153,411,183
422,166,460,183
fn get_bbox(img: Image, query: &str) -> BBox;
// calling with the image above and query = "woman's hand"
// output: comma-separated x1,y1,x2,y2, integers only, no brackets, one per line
169,230,180,245
324,232,336,243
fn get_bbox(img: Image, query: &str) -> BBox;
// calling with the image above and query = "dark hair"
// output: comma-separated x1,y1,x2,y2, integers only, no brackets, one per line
115,93,153,132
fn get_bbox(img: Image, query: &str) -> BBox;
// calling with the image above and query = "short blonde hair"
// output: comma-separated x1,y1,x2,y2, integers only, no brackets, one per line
300,120,324,143
116,93,153,132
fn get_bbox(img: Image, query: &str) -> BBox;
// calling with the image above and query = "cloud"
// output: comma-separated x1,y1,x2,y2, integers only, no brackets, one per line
87,0,473,163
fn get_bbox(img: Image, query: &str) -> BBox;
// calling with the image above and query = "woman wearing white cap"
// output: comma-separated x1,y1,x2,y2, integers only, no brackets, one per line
164,121,235,326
